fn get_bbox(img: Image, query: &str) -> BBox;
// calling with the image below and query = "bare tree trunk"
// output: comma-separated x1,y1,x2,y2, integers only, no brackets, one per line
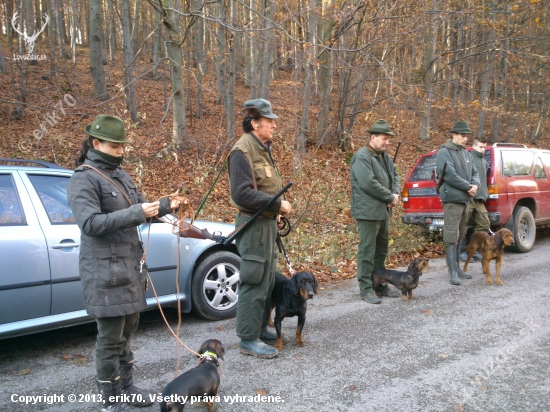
297,6,315,153
54,0,69,58
0,42,6,74
107,0,116,60
419,0,438,141
162,0,188,150
121,0,137,123
89,0,109,100
192,0,203,117
70,0,78,65
226,0,236,141
46,0,57,79
316,6,334,146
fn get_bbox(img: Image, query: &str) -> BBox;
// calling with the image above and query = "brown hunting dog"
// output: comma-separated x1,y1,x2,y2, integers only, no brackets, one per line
463,228,515,286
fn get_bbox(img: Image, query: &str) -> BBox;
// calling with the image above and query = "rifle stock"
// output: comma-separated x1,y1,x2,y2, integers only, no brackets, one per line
435,161,447,194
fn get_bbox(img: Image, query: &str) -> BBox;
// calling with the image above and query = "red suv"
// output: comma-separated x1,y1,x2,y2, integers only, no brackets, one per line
401,143,550,252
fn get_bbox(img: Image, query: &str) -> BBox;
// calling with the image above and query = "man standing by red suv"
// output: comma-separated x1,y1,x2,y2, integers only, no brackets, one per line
436,121,480,285
459,138,491,261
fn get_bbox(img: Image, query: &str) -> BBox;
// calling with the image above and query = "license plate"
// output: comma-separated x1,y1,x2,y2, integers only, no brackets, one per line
433,219,444,226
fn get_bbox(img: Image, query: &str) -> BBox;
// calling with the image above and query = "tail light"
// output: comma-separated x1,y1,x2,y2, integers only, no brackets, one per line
401,188,409,203
486,184,499,207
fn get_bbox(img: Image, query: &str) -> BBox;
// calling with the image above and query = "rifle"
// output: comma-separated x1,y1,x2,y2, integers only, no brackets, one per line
433,161,447,194
179,182,293,245
393,141,402,163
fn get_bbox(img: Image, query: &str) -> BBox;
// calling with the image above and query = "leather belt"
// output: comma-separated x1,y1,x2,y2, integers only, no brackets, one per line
238,211,276,219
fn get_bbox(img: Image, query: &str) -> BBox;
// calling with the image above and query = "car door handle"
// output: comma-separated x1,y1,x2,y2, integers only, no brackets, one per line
52,243,80,249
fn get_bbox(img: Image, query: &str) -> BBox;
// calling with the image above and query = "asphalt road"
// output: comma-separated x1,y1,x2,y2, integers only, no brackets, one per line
1,232,550,412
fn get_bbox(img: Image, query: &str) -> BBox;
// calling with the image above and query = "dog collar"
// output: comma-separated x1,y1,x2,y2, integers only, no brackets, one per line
200,351,218,360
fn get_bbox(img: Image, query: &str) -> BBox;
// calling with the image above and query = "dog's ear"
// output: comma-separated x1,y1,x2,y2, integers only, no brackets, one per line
311,273,318,294
494,231,503,247
289,275,300,295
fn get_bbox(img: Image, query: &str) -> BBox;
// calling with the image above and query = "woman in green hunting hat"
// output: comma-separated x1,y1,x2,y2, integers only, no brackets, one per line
68,115,180,411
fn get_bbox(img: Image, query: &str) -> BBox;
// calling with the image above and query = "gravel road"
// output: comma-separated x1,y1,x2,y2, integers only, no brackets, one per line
2,232,549,412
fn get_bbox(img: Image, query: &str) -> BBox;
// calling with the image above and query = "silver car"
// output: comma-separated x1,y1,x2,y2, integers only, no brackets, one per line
0,159,240,339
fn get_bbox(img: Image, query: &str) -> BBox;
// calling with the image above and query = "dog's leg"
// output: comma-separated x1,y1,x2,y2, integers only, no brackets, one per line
408,289,415,300
274,314,284,350
296,314,306,347
482,259,492,285
401,290,408,301
205,402,217,412
495,255,503,286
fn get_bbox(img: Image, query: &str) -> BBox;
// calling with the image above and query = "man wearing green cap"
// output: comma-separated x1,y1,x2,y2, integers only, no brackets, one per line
350,119,401,304
435,120,480,285
68,115,180,411
228,99,292,358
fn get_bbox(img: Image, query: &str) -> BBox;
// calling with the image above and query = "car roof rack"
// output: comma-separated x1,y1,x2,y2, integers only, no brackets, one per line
0,158,66,169
492,143,528,148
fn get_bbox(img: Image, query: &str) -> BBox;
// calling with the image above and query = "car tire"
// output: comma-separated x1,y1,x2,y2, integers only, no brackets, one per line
191,251,240,320
508,206,536,253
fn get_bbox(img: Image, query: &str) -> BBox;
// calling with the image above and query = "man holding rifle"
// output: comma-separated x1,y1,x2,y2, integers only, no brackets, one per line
229,99,292,359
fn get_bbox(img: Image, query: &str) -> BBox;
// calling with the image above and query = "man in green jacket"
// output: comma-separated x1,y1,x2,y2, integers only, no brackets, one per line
460,137,491,261
436,121,480,285
350,120,401,304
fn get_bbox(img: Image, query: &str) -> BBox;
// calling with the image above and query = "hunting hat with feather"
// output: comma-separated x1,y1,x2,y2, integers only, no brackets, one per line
243,98,278,119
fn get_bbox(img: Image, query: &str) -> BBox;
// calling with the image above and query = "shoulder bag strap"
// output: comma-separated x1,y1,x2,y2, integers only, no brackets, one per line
81,165,133,206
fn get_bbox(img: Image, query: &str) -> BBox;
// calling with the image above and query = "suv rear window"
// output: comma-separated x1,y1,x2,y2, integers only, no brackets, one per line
409,154,436,182
501,150,534,176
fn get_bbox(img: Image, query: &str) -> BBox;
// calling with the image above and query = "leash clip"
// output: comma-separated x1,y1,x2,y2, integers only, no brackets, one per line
140,259,145,273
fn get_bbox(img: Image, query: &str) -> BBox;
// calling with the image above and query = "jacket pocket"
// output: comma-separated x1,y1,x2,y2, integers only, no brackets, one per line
239,254,266,285
100,185,127,212
95,245,134,288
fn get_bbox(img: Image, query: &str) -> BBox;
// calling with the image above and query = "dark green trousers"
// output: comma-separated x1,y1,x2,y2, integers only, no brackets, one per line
467,200,490,233
95,313,139,381
443,202,469,246
356,219,389,294
235,215,277,340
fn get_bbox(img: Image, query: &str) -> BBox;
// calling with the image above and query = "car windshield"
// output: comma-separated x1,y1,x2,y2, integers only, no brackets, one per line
409,154,437,182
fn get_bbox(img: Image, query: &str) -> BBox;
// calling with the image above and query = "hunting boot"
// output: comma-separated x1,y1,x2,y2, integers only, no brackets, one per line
95,377,130,412
240,339,279,359
119,361,153,407
445,244,460,286
455,242,472,279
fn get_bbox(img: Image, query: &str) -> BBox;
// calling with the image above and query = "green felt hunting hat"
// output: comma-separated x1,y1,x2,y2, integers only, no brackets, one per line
84,115,130,143
243,99,278,119
367,119,394,136
450,120,472,134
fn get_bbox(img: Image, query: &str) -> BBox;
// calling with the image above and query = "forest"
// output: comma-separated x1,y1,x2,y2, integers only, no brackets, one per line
1,0,549,280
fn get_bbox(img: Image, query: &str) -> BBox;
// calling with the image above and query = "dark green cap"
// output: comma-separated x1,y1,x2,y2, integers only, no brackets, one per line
450,120,472,134
84,115,130,143
243,99,278,119
367,119,394,136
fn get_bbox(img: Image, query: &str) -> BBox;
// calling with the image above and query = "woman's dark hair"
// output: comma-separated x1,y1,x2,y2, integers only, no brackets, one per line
243,117,255,133
76,136,96,167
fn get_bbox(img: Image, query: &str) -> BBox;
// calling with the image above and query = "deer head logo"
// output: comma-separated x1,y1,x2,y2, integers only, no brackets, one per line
11,12,49,55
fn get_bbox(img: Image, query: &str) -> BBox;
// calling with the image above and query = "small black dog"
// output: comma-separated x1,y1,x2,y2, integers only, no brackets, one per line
270,271,318,350
160,339,224,412
372,258,430,301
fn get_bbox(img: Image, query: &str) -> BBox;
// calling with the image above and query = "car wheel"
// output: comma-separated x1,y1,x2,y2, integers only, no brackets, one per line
508,206,536,253
191,251,240,320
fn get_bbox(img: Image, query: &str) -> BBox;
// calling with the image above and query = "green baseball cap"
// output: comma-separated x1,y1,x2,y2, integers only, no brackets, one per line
84,115,130,143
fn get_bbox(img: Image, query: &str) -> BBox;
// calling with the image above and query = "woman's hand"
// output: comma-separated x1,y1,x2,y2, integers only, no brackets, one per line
142,202,160,217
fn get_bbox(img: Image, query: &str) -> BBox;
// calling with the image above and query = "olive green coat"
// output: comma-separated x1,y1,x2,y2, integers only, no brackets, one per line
436,140,480,204
471,149,488,202
67,151,171,318
350,146,400,220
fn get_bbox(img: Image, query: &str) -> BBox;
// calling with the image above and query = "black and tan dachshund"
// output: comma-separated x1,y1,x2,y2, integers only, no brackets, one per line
160,339,224,412
270,271,318,350
372,257,430,301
